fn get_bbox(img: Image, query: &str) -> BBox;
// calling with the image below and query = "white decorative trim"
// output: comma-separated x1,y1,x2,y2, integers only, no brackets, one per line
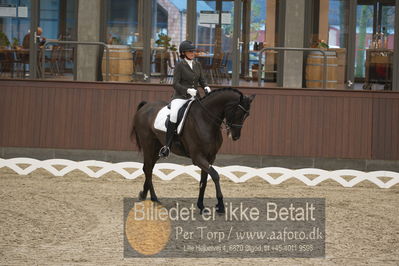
0,158,398,189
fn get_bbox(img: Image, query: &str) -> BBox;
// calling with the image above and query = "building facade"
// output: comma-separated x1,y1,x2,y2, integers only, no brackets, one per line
0,0,397,90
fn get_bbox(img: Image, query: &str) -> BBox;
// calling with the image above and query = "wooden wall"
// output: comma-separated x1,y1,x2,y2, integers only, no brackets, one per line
0,80,398,160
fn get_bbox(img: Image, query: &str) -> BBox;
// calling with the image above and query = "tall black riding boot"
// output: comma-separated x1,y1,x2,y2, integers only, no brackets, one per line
159,122,177,158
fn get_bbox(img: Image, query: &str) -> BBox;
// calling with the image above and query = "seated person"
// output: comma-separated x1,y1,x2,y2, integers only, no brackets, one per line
22,27,46,49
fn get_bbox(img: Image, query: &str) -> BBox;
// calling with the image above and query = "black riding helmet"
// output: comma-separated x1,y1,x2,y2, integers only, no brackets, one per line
179,40,196,59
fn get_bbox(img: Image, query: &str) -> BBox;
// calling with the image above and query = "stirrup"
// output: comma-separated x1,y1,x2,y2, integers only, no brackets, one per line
159,146,170,158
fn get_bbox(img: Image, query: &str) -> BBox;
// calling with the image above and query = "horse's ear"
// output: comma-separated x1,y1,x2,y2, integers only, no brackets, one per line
248,94,256,103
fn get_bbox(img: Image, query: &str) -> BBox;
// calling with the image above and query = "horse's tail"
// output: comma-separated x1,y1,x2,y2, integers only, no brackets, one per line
130,101,148,151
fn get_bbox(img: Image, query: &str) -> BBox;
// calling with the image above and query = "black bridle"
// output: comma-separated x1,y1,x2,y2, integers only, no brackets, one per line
227,104,250,129
195,97,250,130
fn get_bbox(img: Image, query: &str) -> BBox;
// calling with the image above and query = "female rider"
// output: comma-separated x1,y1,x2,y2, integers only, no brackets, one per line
159,40,211,158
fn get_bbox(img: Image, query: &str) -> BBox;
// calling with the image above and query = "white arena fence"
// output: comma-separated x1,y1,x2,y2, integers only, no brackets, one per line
0,158,398,189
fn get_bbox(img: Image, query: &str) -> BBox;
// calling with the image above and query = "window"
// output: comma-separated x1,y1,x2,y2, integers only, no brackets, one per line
328,0,349,48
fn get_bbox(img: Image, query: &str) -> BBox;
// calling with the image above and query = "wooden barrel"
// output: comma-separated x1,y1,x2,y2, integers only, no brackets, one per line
102,45,133,82
329,48,346,89
305,50,337,89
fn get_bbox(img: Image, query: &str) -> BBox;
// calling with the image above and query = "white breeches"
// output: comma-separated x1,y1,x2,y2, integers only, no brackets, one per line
170,98,189,123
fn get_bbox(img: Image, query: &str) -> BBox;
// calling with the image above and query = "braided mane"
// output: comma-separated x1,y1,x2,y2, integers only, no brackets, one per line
200,87,243,102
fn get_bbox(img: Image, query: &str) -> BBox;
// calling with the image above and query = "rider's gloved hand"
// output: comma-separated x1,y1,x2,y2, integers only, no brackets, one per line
204,86,211,95
187,88,197,97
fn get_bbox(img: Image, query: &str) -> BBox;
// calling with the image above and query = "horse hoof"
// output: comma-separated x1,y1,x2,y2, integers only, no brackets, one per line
199,207,210,215
216,208,225,214
138,191,146,201
151,198,161,204
216,205,225,214
158,146,170,158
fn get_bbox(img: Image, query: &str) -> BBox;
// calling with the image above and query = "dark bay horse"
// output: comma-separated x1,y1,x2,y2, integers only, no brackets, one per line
131,88,255,213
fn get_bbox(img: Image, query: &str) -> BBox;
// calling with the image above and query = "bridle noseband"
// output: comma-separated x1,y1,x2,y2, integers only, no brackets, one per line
226,103,250,129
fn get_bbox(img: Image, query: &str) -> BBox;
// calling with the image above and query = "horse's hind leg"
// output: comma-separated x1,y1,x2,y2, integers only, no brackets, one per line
139,139,162,202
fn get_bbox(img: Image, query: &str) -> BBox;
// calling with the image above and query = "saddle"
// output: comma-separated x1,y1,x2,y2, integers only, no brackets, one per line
153,99,195,134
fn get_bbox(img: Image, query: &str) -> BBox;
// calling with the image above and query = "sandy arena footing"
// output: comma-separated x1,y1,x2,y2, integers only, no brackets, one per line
0,167,398,265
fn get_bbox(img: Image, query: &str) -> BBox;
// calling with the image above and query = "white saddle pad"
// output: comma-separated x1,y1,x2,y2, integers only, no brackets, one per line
154,100,195,134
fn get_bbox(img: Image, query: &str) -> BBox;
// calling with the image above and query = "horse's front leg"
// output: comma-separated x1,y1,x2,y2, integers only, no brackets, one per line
192,156,225,213
208,166,225,213
197,170,208,214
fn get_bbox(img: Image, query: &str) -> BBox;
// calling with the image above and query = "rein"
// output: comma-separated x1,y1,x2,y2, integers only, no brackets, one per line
195,96,249,130
195,97,227,128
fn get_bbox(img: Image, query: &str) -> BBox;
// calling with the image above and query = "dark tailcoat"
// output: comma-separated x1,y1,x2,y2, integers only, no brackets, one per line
172,59,208,99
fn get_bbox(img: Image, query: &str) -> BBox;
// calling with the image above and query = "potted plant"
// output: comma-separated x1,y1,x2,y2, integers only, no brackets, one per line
0,31,11,48
311,39,329,49
12,37,20,49
155,33,177,51
154,33,176,75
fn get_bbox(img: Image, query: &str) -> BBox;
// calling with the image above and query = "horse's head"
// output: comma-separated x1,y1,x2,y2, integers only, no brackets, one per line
225,94,255,141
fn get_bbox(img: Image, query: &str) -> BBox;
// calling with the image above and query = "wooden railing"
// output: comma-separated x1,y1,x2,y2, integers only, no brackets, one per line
0,79,398,160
